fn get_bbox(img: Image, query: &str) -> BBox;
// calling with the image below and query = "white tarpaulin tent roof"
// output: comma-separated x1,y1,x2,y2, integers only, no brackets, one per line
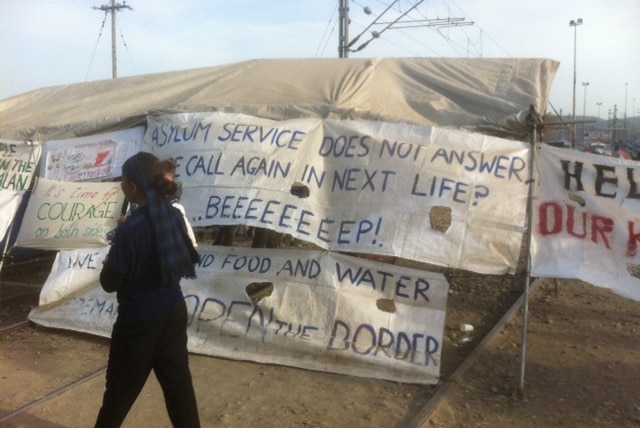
0,57,558,142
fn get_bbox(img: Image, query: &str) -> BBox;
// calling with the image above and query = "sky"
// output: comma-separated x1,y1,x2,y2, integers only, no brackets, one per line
1,0,639,119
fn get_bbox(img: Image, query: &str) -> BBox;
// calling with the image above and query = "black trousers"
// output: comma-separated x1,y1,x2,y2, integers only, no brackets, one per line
95,300,200,428
214,225,238,246
251,227,281,248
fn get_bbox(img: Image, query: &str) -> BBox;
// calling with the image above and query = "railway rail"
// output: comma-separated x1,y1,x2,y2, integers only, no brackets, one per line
1,253,531,427
0,266,531,427
0,290,531,427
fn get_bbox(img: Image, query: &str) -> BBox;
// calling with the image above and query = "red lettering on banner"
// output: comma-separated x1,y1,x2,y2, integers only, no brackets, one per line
566,205,587,239
538,202,614,250
627,221,640,257
538,202,562,234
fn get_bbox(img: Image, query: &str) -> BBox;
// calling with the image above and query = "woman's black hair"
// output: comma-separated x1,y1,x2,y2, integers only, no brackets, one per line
122,152,196,282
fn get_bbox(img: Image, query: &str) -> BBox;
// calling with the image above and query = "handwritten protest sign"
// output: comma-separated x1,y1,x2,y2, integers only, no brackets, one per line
532,145,640,301
40,127,144,182
29,245,449,384
15,178,124,250
0,139,41,242
143,112,530,274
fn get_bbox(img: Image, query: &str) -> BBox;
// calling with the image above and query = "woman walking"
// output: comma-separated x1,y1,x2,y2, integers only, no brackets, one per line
95,152,200,428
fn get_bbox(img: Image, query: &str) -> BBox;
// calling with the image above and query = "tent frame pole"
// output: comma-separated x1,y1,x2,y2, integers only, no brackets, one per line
519,111,540,395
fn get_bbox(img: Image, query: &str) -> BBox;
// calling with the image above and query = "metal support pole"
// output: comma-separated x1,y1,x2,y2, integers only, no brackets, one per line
624,82,628,142
338,0,349,58
581,82,589,146
519,107,540,395
569,18,582,150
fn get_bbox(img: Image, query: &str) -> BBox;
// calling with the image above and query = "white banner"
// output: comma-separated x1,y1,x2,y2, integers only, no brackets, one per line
532,145,640,301
0,139,41,243
29,245,449,384
40,127,144,182
143,113,530,274
14,178,124,250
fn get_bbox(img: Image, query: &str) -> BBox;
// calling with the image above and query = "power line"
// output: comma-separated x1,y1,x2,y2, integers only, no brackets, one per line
85,11,109,81
315,1,340,57
115,16,138,76
445,0,511,57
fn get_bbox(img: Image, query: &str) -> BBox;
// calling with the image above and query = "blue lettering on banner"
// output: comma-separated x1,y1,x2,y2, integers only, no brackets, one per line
217,122,305,150
197,253,215,268
150,122,213,147
334,262,431,302
301,165,490,201
220,254,271,273
198,253,322,279
378,139,423,161
66,252,102,270
187,294,320,343
275,258,321,279
319,135,371,158
327,319,439,366
183,154,224,177
230,156,292,179
411,174,490,206
77,297,118,319
202,195,384,247
430,148,526,182
184,291,440,367
331,168,396,192
319,135,424,162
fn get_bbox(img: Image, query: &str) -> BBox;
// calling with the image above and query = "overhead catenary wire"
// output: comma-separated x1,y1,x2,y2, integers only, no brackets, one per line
343,0,510,59
115,15,138,75
351,0,425,53
85,10,108,82
347,0,400,51
446,0,512,57
315,1,340,57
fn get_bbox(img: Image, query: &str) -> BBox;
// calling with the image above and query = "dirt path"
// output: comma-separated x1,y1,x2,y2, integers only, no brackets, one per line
428,279,640,428
1,260,639,427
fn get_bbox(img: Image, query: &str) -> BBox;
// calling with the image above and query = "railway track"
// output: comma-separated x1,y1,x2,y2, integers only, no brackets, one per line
0,286,41,333
0,284,532,427
0,319,30,333
0,367,107,425
0,253,532,427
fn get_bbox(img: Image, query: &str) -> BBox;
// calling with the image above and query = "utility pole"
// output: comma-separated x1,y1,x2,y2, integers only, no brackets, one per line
338,0,350,58
94,0,132,78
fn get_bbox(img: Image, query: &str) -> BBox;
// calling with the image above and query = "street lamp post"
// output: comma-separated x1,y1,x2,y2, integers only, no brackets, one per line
581,82,589,146
624,82,628,142
597,102,602,140
570,18,583,149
